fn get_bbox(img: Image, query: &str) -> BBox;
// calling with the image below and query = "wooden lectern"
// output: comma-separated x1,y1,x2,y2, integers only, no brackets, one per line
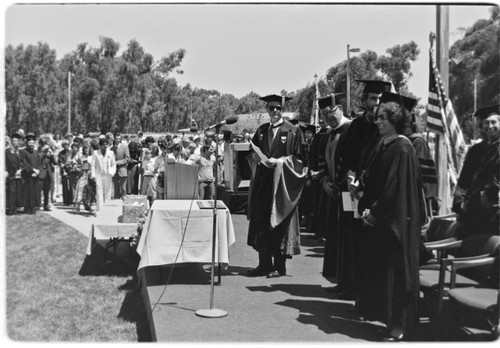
164,160,198,199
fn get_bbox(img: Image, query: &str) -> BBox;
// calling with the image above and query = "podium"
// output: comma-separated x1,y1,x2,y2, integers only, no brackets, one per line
164,160,198,199
221,142,252,212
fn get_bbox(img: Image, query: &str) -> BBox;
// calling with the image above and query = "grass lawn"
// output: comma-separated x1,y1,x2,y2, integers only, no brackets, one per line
5,212,151,342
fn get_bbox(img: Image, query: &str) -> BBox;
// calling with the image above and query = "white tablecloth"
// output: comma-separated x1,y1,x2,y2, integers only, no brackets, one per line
86,223,138,255
136,200,236,271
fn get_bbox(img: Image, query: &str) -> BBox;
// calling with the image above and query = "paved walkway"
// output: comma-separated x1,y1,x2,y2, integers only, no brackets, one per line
45,196,436,343
44,197,124,238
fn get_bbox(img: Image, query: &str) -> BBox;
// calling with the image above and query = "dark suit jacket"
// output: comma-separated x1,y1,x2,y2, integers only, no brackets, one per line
39,153,57,180
115,142,130,177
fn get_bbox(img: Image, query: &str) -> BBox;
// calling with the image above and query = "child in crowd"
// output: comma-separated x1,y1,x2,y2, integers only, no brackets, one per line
141,148,156,207
192,145,216,200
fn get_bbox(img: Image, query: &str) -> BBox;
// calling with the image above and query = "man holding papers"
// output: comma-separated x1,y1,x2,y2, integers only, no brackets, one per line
246,94,307,278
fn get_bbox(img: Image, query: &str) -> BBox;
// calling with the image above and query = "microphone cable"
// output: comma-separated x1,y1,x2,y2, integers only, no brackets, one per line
145,161,201,322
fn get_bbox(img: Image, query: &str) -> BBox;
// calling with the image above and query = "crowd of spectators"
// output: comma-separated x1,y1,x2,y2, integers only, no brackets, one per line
4,128,247,215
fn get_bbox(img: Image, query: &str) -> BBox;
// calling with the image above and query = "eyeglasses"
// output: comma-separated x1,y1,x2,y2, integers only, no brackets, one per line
268,106,282,111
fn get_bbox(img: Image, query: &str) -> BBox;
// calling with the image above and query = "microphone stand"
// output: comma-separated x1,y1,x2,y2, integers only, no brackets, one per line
195,122,227,318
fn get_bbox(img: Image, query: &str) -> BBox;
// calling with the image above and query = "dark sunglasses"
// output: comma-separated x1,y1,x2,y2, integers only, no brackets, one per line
268,106,282,111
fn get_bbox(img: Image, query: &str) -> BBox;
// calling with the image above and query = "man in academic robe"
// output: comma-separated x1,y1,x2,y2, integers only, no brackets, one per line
5,132,24,215
315,93,352,283
308,112,333,239
19,133,41,214
246,94,308,278
298,122,316,230
452,104,500,237
335,80,392,300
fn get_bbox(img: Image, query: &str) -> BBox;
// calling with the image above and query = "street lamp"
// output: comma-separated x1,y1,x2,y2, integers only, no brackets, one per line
346,45,360,116
67,71,72,134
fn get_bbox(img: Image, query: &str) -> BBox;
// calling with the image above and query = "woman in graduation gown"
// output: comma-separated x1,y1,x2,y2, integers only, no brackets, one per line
357,92,426,341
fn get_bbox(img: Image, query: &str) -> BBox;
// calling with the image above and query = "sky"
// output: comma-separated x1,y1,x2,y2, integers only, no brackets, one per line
2,1,496,101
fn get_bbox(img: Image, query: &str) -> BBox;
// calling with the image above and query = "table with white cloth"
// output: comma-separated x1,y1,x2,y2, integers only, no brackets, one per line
136,200,236,282
86,223,138,257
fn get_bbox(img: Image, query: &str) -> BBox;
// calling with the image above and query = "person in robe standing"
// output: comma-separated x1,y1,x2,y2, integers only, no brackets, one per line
315,94,352,284
336,79,392,301
19,133,41,214
452,104,500,237
307,113,332,239
358,92,425,341
298,123,316,230
246,94,307,278
5,132,24,215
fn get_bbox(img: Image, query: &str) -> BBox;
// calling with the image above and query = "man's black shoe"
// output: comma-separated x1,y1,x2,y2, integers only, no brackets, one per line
266,270,281,278
247,267,268,277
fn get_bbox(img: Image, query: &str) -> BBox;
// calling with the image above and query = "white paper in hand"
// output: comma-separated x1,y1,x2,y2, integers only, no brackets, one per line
250,140,270,167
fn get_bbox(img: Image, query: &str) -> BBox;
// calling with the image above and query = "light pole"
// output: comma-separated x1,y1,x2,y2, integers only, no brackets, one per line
346,45,360,116
313,74,318,126
67,71,72,134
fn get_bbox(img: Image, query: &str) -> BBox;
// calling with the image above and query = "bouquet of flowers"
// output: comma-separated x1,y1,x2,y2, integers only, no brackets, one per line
131,208,149,247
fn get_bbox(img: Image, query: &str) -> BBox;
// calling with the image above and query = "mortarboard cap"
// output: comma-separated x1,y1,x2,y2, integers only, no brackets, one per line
299,122,317,134
379,91,418,112
25,133,36,142
259,94,292,104
473,105,500,120
357,79,392,94
11,132,23,139
318,92,346,109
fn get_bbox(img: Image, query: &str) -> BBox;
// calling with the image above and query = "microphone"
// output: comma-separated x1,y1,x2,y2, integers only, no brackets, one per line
206,115,238,130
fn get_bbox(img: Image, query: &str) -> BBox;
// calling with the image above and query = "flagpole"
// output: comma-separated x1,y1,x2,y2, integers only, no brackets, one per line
436,5,451,215
313,74,319,127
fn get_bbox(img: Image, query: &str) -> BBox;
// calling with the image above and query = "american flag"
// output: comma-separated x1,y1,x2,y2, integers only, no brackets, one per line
427,50,468,184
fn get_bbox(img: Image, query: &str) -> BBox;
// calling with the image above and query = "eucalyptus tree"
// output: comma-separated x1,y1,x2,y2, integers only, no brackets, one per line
5,42,65,135
449,6,500,120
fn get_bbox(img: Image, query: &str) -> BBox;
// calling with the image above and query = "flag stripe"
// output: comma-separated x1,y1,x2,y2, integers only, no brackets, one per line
427,50,468,186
